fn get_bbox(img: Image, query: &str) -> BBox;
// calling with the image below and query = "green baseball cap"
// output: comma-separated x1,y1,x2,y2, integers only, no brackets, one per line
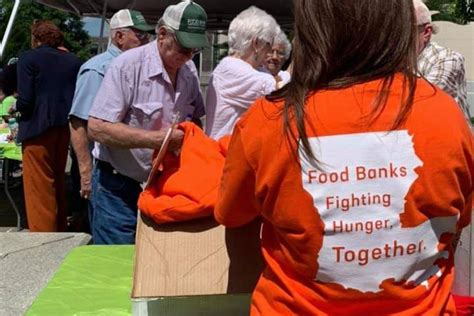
110,9,155,33
162,1,209,48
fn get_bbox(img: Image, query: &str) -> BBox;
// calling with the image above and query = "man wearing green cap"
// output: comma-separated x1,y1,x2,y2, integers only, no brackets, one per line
68,9,153,232
87,1,209,244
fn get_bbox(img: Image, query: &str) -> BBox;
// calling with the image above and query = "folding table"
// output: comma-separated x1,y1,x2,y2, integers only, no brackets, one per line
0,128,22,230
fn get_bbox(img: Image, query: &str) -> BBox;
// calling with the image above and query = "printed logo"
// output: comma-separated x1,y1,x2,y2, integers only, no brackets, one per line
300,131,457,292
187,18,205,30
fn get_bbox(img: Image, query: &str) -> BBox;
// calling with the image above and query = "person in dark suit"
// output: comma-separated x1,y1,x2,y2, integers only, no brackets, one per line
16,20,82,232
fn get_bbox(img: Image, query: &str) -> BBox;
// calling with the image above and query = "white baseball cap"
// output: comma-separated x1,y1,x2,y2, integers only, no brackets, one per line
413,0,439,25
110,9,154,32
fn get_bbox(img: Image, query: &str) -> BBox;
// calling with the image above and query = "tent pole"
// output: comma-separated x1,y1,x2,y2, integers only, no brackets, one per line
65,0,81,15
0,0,22,60
98,0,109,53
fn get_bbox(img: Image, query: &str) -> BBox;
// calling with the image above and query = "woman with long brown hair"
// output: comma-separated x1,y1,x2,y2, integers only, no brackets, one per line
215,0,473,314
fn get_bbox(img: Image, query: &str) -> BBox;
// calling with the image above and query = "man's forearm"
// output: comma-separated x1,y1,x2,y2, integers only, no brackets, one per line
70,117,93,176
88,117,170,149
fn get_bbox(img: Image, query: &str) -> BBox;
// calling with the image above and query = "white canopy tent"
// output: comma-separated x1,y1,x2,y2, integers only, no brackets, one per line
1,0,293,59
35,0,294,28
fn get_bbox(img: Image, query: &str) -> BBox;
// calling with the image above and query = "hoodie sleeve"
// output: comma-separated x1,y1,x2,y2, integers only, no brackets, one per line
215,123,260,227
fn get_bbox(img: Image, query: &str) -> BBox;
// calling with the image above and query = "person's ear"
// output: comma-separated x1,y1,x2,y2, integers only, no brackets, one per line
251,38,264,56
158,27,167,42
422,25,433,43
251,38,260,51
114,30,127,46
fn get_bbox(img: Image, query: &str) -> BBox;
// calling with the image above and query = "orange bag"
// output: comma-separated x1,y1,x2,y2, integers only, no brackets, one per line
453,295,474,316
138,122,228,224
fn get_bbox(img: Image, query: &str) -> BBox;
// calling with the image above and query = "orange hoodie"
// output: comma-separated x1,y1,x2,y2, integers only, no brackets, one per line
138,122,229,224
215,75,473,315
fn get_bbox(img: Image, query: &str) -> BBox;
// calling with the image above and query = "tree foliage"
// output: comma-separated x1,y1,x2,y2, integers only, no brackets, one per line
0,0,91,65
425,0,473,24
455,0,474,23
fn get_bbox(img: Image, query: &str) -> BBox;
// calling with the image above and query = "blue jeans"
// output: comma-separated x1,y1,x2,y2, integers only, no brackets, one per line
90,161,142,244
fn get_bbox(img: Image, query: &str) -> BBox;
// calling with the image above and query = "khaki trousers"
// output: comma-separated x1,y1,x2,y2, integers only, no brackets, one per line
22,126,70,232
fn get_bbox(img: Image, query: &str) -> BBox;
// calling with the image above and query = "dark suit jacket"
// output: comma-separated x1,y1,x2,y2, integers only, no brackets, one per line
16,44,82,142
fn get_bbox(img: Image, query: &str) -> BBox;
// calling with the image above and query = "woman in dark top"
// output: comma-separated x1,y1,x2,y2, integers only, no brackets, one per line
16,20,82,232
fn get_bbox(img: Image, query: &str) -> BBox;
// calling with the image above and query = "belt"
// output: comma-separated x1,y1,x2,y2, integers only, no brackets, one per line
95,160,142,187
96,159,119,175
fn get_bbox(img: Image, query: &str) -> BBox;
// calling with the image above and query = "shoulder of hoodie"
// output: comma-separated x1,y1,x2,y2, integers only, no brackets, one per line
235,78,472,145
237,95,283,128
233,95,285,157
410,77,470,133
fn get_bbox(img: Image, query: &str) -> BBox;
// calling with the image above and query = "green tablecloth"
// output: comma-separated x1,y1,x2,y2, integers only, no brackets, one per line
27,245,134,316
0,96,16,116
0,127,22,161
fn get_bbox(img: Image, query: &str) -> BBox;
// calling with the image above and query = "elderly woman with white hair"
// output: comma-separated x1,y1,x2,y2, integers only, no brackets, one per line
262,31,292,87
205,6,280,140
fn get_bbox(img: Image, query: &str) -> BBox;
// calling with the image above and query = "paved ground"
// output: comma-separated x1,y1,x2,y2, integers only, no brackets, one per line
0,232,92,316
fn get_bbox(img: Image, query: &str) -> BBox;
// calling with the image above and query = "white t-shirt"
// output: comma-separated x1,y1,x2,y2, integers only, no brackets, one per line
278,70,291,85
205,57,276,139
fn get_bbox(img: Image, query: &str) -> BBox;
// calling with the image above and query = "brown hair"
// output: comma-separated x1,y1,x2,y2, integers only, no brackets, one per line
269,0,419,165
31,20,64,48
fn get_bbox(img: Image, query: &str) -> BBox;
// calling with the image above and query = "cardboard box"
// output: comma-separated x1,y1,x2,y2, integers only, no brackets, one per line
132,213,264,315
453,220,473,296
132,210,474,315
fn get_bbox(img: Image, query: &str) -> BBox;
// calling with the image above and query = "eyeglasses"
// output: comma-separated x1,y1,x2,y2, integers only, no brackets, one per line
266,49,286,58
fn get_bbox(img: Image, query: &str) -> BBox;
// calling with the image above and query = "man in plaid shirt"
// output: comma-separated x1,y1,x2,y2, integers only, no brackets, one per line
414,0,471,122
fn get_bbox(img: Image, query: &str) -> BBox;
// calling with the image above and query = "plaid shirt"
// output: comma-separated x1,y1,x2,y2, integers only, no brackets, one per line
418,41,471,121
